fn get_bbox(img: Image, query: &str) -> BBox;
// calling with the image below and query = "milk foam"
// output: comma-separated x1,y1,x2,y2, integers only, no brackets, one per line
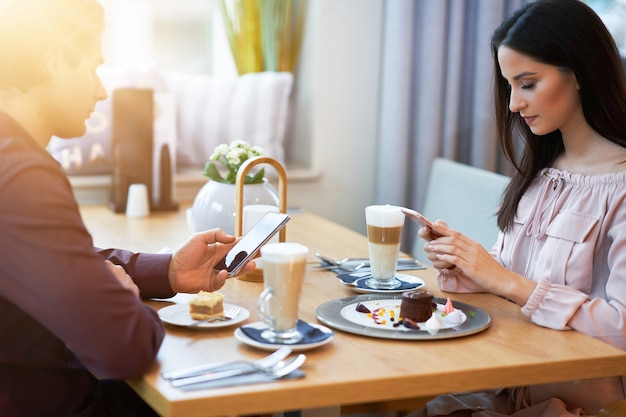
365,205,405,227
261,242,308,262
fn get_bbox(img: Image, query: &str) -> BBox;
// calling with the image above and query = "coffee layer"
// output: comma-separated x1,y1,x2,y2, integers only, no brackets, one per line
367,225,403,245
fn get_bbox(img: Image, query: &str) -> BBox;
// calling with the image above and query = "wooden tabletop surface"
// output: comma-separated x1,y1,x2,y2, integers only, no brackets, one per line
80,204,626,417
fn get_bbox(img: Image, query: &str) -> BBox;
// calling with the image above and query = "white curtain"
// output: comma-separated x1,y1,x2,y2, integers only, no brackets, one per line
376,0,525,250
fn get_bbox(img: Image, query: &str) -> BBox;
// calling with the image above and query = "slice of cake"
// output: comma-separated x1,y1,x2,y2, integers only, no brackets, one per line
400,289,434,322
189,291,225,320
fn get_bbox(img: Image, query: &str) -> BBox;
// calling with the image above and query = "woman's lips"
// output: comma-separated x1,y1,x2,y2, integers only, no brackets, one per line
522,115,537,125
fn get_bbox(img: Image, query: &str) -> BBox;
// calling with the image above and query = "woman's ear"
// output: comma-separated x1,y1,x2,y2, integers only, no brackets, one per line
569,70,580,91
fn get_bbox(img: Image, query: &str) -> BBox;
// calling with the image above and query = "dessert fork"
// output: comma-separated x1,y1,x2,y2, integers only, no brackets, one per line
189,306,241,326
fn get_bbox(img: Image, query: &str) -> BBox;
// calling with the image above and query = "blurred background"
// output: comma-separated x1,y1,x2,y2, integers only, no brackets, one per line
63,0,626,251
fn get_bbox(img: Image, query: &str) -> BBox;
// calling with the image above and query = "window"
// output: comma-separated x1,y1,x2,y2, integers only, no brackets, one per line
98,0,236,75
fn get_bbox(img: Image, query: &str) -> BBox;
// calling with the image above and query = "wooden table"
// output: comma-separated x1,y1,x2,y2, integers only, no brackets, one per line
80,205,626,417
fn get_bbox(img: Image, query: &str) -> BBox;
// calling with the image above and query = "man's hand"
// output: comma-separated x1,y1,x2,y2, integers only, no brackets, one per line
168,229,256,293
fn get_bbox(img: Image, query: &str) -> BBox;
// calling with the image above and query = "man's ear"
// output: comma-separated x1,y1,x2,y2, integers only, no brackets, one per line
45,49,71,77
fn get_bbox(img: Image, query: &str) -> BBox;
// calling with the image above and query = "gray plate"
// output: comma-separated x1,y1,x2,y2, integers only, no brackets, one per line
316,294,491,340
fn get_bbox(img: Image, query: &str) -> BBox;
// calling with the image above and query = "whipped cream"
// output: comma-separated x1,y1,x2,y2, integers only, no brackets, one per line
424,314,441,335
445,309,463,325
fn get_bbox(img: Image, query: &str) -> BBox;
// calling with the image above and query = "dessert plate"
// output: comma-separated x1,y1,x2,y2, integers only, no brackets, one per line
158,303,249,329
234,322,334,352
316,294,490,340
337,273,425,294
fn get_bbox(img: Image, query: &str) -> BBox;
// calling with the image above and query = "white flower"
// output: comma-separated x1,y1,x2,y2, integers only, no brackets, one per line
210,144,229,161
203,140,265,184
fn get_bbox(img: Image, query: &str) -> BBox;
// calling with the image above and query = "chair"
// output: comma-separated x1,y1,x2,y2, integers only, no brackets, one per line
412,158,510,264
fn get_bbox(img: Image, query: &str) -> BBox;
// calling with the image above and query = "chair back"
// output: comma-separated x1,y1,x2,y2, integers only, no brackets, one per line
413,158,510,264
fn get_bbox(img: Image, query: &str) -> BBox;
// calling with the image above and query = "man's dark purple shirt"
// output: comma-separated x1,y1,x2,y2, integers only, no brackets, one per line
0,112,174,416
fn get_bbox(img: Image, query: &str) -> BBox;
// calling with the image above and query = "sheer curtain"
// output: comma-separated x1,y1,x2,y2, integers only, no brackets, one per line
375,0,525,250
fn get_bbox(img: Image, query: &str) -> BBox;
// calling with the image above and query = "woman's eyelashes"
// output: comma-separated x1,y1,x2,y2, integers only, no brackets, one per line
504,80,536,91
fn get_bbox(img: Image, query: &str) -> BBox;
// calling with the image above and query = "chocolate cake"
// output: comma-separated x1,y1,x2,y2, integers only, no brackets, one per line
399,289,434,322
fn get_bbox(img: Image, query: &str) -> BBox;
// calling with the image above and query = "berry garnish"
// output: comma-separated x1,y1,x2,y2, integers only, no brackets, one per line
403,318,420,330
355,302,371,313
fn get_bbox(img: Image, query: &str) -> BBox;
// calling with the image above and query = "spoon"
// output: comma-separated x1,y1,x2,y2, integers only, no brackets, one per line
171,353,306,387
161,346,292,381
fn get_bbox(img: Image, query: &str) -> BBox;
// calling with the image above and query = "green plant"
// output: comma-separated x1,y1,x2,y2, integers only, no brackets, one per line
203,140,265,184
220,0,308,74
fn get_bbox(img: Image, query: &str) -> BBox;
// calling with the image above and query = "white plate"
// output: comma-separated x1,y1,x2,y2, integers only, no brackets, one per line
317,294,491,340
158,303,249,329
234,322,334,352
340,298,466,332
338,273,425,294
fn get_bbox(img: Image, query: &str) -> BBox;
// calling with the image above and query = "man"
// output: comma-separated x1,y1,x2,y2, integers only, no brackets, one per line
0,1,254,415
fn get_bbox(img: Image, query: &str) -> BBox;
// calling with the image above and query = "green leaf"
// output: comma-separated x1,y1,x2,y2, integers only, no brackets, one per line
245,167,265,184
225,168,238,184
203,162,228,183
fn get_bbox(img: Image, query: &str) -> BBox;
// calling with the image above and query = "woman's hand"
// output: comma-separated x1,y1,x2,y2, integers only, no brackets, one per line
426,226,499,281
418,220,455,269
167,229,256,294
419,221,499,279
423,223,536,304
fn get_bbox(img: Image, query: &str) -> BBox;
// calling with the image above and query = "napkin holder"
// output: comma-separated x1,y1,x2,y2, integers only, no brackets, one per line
109,88,178,213
109,88,154,213
235,156,288,282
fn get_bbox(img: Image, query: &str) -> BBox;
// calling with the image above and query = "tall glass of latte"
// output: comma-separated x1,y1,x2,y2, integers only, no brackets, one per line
365,205,405,289
258,242,309,344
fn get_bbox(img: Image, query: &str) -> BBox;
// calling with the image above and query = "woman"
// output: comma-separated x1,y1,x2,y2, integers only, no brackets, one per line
0,1,254,416
411,0,626,415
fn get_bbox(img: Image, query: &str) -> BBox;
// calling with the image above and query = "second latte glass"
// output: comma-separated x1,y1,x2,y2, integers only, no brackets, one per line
365,205,405,289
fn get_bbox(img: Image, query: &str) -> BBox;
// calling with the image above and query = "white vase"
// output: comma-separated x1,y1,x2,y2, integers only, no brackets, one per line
189,179,279,235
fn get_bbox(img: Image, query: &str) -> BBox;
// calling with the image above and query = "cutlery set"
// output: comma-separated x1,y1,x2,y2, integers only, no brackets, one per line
161,347,306,388
314,253,423,272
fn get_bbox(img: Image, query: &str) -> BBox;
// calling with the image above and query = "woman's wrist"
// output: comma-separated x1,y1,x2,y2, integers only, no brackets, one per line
438,265,459,277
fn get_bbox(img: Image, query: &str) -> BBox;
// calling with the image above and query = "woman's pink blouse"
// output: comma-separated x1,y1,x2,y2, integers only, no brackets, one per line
438,168,626,350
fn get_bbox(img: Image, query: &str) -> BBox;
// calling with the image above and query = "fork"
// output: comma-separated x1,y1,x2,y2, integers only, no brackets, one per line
314,253,366,272
171,352,306,387
332,262,367,272
315,253,422,273
161,346,292,381
189,306,241,326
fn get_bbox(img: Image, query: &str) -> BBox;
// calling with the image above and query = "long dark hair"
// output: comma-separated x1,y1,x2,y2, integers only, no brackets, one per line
492,0,626,231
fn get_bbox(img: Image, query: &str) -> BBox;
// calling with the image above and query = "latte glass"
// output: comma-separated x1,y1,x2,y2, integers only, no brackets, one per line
258,242,309,344
365,205,405,289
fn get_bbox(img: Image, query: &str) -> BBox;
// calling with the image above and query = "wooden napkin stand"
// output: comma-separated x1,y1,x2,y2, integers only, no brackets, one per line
234,156,288,282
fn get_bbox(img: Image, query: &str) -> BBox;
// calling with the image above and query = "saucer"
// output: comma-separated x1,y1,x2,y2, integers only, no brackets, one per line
337,272,425,294
158,303,249,329
234,322,334,351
